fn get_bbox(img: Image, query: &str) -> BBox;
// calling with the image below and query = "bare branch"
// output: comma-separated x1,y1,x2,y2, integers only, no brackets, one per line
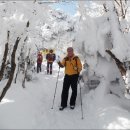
103,3,108,12
106,50,126,76
120,0,126,19
115,0,121,6
34,0,36,3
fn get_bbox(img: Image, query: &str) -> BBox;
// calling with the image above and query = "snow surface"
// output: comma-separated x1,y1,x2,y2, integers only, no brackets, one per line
1,61,130,129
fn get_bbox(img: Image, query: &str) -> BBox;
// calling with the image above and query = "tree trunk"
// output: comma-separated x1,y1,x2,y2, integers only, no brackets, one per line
106,50,126,76
0,37,21,102
22,48,31,88
0,31,10,81
0,43,9,81
14,63,20,84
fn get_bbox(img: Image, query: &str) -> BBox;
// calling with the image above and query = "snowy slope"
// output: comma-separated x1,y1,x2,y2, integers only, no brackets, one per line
1,61,130,129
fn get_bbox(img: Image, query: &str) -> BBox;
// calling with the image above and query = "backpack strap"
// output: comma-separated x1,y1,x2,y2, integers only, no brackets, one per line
73,56,79,74
73,56,78,66
64,56,79,73
64,56,79,66
64,57,69,67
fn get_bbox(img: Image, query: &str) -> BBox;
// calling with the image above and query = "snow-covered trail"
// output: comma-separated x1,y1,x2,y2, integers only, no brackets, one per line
1,62,130,129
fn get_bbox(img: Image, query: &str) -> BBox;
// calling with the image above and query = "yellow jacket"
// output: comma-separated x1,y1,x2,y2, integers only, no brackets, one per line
58,55,82,75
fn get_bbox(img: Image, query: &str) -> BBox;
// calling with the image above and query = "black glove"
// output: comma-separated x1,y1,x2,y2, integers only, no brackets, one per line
78,74,82,81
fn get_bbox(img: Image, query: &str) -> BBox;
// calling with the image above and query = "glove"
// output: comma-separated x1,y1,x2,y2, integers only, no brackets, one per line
78,74,82,81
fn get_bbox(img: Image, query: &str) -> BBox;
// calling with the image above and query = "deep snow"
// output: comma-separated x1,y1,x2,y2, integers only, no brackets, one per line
0,61,130,129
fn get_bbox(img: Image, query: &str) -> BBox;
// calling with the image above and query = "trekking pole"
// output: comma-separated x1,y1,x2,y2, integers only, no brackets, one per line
78,78,84,120
51,67,60,109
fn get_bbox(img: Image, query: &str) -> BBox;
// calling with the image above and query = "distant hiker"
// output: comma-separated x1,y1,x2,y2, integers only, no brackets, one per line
46,49,56,74
57,47,82,110
37,52,43,73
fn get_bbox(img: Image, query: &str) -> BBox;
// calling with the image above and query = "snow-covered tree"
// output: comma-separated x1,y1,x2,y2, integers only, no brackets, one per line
0,1,53,100
0,1,77,100
74,0,130,99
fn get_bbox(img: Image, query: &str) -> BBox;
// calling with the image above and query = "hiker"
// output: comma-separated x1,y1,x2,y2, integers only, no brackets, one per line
46,49,56,74
57,47,82,110
37,51,43,73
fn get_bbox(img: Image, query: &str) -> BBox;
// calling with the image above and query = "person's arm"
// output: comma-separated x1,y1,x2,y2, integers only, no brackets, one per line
53,54,56,61
57,58,65,68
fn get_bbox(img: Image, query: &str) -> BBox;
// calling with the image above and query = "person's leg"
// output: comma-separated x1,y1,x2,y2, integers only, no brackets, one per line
47,62,49,74
50,63,52,74
61,75,71,107
37,63,39,73
39,63,42,72
70,74,79,107
48,62,51,74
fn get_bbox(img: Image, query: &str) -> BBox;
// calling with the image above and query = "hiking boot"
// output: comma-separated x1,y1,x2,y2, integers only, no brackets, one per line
70,105,75,110
59,106,67,111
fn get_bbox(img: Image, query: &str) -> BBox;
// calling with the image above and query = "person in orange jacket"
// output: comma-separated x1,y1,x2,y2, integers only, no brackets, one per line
46,49,56,74
57,47,82,110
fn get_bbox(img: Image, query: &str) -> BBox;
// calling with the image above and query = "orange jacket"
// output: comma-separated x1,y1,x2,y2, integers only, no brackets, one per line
58,55,82,75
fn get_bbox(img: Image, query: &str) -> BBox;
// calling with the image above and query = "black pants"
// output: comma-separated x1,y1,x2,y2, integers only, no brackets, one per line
47,62,53,74
37,63,42,73
61,74,79,107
